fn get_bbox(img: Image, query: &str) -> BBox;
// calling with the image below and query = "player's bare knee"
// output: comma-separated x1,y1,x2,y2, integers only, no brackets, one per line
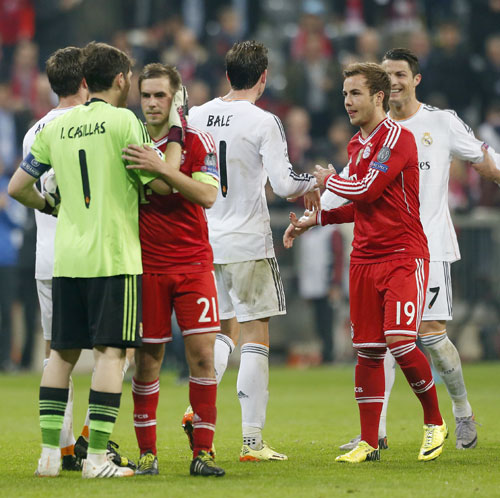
220,317,240,345
134,343,164,381
419,320,447,348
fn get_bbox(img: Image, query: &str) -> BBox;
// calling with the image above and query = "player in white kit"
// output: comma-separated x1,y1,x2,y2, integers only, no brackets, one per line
22,47,89,470
188,41,319,461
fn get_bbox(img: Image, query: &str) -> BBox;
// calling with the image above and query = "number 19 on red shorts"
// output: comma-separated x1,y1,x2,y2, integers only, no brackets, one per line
350,258,428,348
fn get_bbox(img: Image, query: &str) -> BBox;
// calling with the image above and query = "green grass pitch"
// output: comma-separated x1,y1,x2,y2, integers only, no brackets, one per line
1,362,499,497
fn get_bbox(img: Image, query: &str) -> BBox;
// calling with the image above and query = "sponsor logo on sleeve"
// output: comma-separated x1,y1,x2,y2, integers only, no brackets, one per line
376,146,391,163
200,152,219,177
369,161,389,173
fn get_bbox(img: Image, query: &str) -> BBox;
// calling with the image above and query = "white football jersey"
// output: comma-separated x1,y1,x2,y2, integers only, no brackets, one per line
23,107,74,279
190,98,316,263
390,103,500,262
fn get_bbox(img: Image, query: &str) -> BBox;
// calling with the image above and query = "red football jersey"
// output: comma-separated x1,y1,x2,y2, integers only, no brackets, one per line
320,118,429,264
140,126,219,273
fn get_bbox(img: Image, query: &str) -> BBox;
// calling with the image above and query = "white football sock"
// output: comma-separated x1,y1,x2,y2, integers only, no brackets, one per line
421,331,472,418
214,333,235,385
379,350,396,438
238,343,269,450
59,377,76,448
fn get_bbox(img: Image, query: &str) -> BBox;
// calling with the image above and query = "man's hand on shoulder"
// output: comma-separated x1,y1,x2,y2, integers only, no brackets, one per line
123,144,167,175
471,144,500,184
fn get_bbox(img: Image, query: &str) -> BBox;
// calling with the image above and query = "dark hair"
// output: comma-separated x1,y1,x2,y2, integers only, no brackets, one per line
45,47,84,97
343,62,391,112
82,42,133,93
138,63,181,93
383,48,420,77
225,40,268,90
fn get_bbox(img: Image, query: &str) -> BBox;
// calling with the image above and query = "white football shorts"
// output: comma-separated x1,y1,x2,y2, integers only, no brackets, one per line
422,261,453,321
36,279,53,341
214,257,286,322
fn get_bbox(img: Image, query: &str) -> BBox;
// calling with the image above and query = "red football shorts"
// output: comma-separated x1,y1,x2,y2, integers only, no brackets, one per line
142,271,220,343
349,258,428,349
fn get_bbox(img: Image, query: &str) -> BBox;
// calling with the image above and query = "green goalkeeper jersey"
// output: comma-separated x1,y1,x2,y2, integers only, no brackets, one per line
29,99,155,278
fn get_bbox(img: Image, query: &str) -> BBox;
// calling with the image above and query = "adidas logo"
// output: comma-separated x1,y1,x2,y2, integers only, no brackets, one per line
237,391,249,399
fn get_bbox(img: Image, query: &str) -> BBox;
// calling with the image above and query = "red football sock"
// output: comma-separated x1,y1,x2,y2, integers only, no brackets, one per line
388,340,442,425
355,350,386,448
189,377,217,458
132,377,160,455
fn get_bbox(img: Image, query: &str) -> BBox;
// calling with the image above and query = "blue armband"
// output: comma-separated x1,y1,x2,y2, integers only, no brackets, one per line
20,153,51,179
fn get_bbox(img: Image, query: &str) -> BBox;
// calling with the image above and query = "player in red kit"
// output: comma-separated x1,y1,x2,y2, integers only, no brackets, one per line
121,63,224,477
290,63,447,463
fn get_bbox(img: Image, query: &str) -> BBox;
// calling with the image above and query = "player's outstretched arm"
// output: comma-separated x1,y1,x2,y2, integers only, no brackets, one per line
123,143,217,208
122,144,173,194
471,145,500,184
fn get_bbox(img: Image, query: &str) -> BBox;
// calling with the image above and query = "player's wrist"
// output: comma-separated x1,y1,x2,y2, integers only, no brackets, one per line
167,126,184,147
39,198,56,216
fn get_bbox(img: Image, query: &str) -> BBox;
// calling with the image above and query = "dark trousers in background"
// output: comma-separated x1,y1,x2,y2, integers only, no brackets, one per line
311,297,334,364
0,266,17,370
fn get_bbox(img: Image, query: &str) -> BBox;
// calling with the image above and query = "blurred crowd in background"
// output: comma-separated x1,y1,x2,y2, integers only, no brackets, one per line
1,0,500,372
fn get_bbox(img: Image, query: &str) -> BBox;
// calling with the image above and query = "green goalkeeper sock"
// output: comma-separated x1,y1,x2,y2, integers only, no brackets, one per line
39,386,69,448
88,389,121,454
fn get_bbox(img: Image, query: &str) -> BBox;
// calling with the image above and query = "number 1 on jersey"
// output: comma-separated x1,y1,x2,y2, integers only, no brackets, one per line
219,140,228,197
78,149,91,208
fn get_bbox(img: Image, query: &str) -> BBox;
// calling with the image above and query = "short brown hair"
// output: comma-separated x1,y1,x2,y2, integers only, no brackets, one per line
343,62,391,112
82,42,133,93
138,63,181,93
225,40,268,90
45,47,84,97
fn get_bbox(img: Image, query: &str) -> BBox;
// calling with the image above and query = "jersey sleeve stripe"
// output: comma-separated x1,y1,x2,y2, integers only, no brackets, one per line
326,168,379,195
187,126,216,153
383,120,402,149
288,168,314,182
272,115,286,142
400,171,412,214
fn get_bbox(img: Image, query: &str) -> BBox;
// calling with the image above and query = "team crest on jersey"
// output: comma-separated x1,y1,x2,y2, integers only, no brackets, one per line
421,132,433,146
376,146,391,163
362,145,371,159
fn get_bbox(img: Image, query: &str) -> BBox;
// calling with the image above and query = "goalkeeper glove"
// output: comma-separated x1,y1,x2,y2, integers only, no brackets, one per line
40,171,60,216
167,85,188,146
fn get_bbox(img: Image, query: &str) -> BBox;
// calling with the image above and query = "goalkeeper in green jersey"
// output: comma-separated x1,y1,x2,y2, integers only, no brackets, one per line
8,41,174,479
